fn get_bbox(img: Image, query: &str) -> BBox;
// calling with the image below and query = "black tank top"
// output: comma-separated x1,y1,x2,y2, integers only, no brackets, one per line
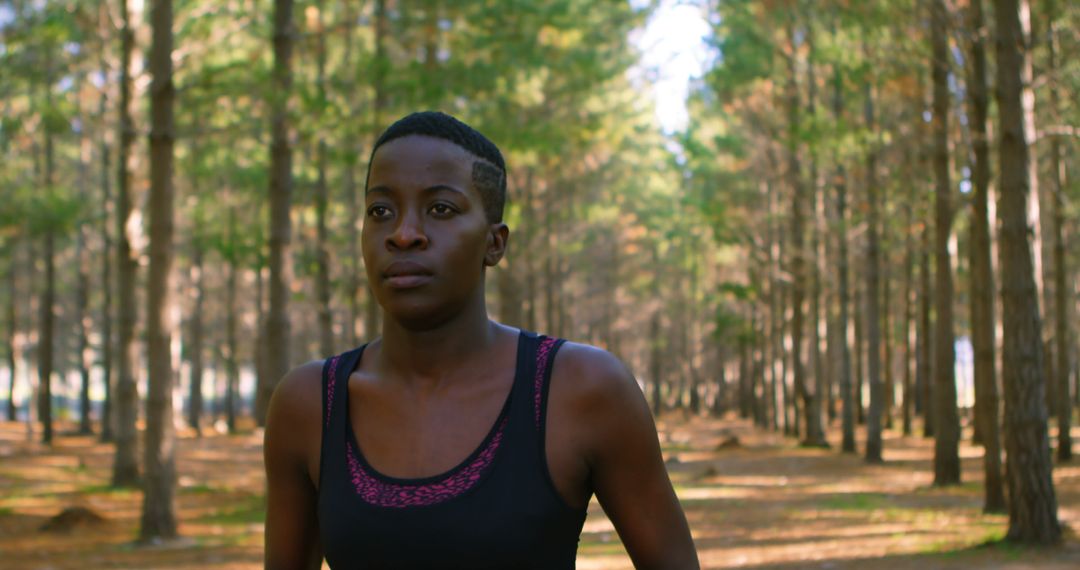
317,331,589,569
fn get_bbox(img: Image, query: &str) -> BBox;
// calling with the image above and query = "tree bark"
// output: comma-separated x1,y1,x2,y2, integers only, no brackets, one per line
965,0,1006,511
97,3,115,441
5,247,16,422
140,0,178,541
1045,0,1071,463
902,145,915,437
931,0,960,485
77,132,93,436
187,248,205,435
788,21,826,448
363,0,389,340
259,0,296,426
863,71,883,464
854,274,865,426
994,0,1061,544
314,0,333,358
38,118,56,446
225,246,239,434
918,216,934,438
830,56,855,454
112,0,141,487
342,1,361,347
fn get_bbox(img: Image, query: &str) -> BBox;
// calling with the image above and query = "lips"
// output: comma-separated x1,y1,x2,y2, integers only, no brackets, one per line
383,260,434,289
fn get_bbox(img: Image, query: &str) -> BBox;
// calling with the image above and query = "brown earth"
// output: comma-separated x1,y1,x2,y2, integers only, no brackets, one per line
0,416,1077,569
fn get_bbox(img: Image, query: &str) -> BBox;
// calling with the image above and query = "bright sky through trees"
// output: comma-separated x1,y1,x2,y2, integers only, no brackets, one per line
632,0,711,132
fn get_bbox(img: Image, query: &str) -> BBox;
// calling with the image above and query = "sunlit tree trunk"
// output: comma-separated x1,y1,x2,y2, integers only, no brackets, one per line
965,0,1005,511
994,0,1061,544
931,0,960,485
141,0,178,540
259,0,296,426
112,0,141,487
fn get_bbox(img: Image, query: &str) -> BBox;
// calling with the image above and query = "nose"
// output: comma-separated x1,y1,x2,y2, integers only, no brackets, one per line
386,209,429,250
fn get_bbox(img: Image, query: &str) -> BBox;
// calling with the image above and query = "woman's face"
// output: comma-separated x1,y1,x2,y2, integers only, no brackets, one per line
362,135,505,329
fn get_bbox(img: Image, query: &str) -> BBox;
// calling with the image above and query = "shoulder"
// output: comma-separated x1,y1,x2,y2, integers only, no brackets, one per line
264,360,326,479
547,341,651,457
267,359,326,427
549,341,642,408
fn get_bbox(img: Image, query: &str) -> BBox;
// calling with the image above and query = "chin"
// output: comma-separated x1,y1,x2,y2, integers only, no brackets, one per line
382,299,460,332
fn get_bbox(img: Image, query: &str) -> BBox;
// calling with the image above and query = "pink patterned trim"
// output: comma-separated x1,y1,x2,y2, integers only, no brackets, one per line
534,337,558,427
325,355,341,428
345,416,508,508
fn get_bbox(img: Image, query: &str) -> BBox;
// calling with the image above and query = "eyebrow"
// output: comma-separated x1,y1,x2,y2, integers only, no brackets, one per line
366,184,468,197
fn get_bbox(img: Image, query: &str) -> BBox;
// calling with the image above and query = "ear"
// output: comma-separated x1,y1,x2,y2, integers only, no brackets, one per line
483,223,510,267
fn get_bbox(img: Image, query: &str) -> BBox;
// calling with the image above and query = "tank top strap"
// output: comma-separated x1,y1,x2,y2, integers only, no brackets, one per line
319,345,365,490
322,346,365,431
508,331,566,441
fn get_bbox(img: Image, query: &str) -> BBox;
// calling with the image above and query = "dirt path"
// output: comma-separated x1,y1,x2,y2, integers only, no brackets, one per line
1,417,1077,569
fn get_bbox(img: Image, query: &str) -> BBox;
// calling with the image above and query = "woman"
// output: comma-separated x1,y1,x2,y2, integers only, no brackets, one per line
264,111,698,569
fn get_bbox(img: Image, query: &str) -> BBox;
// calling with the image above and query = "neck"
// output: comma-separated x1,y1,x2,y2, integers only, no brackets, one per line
376,289,499,387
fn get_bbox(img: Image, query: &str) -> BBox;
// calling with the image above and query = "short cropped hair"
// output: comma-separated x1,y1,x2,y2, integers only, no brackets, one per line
367,111,507,223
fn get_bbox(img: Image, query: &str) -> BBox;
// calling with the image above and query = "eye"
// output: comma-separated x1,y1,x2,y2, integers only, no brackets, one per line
429,202,457,217
367,204,392,219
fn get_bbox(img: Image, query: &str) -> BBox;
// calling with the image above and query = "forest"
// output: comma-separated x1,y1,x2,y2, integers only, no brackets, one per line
0,0,1078,567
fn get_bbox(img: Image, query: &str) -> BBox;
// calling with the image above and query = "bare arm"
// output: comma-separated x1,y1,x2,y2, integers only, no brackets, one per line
264,361,325,570
558,345,699,569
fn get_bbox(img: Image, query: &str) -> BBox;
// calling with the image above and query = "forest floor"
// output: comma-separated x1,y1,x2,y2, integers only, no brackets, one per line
0,415,1078,569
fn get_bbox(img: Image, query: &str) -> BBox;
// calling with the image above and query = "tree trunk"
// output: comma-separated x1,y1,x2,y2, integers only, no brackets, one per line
882,241,894,431
38,122,56,446
902,146,916,437
340,0,360,347
966,0,1006,511
1045,0,1071,463
831,59,855,453
649,313,662,418
994,0,1061,544
187,248,205,435
931,0,960,485
259,0,296,426
226,251,239,434
768,179,782,432
854,261,864,426
363,0,389,341
140,0,178,541
112,0,141,487
918,218,934,437
863,72,883,464
314,0,333,358
77,135,93,435
97,4,115,441
5,248,16,422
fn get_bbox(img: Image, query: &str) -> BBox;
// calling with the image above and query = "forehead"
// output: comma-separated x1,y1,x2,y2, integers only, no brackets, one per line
368,135,475,191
